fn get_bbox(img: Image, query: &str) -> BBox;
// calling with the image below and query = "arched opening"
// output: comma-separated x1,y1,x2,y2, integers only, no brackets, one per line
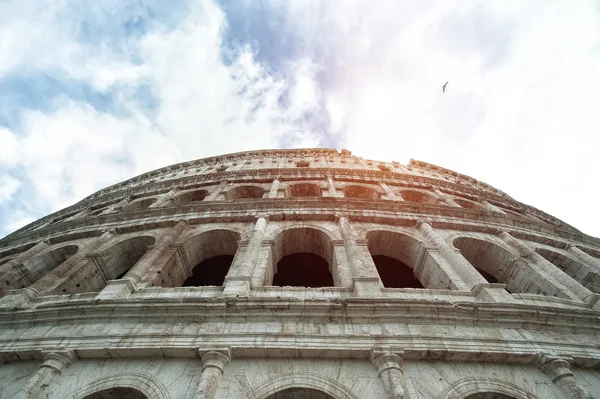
453,237,567,297
82,387,148,399
289,183,321,198
124,198,157,211
454,198,486,210
173,189,209,205
343,185,381,200
49,209,81,225
266,388,334,399
366,231,425,288
399,190,437,204
99,236,156,282
181,230,240,287
9,245,79,289
465,393,517,399
271,228,334,287
227,185,265,200
536,248,599,293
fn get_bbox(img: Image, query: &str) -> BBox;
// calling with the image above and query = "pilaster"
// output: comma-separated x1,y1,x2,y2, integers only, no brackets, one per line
417,221,486,290
194,349,231,399
14,350,76,399
380,183,401,200
433,188,461,208
338,215,382,295
223,215,269,296
498,231,592,302
371,350,411,399
267,177,280,198
536,354,596,399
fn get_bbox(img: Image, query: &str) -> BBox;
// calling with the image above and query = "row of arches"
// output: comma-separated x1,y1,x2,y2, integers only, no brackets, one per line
2,224,597,297
46,180,532,227
77,385,520,399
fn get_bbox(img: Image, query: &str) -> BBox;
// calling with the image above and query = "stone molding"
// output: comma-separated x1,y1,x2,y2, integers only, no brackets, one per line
437,377,539,399
66,373,171,399
244,372,360,399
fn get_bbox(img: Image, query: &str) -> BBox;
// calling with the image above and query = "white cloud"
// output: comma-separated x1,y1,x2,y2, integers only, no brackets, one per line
0,176,20,204
268,0,600,236
1,0,599,238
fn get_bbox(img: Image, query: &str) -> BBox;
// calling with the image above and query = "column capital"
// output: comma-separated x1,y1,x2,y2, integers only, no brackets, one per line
199,349,231,373
536,354,574,382
41,349,77,373
371,350,405,376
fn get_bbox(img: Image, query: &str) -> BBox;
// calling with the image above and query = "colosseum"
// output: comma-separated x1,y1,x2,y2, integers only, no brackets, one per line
0,148,598,399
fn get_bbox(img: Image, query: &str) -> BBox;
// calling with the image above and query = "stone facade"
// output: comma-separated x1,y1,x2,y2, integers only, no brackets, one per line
0,148,599,399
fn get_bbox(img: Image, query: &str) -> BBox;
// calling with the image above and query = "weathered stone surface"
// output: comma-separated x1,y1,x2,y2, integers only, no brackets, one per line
0,148,599,398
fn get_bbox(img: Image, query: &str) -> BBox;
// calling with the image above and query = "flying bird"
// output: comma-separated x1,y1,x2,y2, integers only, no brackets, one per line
442,81,449,93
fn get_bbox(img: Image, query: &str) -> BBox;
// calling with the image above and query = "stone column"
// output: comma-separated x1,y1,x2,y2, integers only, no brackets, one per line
537,355,595,399
380,183,401,200
150,189,179,208
498,231,592,302
15,350,75,399
205,181,228,201
99,196,132,215
267,177,280,198
433,188,461,208
481,199,507,214
372,351,411,399
223,215,269,296
338,216,382,295
567,245,600,272
327,175,341,197
194,351,231,399
417,222,487,290
97,221,188,299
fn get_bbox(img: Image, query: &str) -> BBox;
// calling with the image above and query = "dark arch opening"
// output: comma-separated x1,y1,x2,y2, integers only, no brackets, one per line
465,393,517,399
271,228,334,287
82,387,148,399
179,230,240,287
100,236,156,281
173,189,209,205
344,185,380,200
124,198,157,212
266,387,335,399
366,231,429,289
399,190,437,204
289,183,321,198
183,255,234,286
227,185,265,200
372,255,423,288
274,253,333,287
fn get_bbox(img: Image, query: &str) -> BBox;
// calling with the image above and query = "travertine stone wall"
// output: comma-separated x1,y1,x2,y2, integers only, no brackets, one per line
1,148,599,398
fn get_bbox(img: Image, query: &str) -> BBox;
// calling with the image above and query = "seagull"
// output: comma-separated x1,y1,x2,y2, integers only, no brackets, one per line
442,81,449,93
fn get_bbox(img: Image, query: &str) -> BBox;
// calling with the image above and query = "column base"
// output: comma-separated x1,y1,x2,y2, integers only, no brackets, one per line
352,277,382,296
222,276,251,297
0,287,38,308
586,294,600,311
472,283,516,303
96,279,137,301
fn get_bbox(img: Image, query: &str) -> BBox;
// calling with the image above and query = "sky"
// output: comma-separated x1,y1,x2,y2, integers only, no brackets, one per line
0,0,599,239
